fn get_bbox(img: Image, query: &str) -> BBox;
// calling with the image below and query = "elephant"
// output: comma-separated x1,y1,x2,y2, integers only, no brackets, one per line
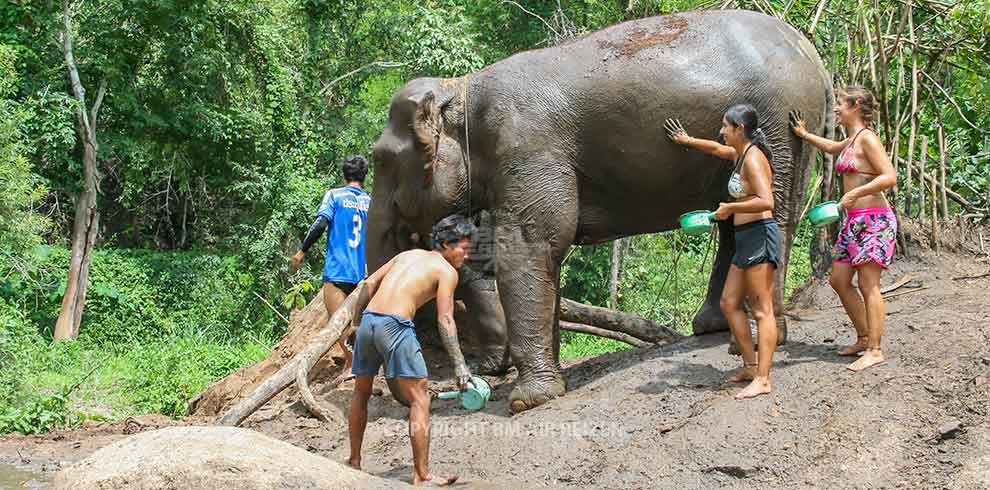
367,9,832,413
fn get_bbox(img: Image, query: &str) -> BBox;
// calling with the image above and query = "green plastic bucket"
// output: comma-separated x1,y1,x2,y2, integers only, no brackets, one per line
679,210,717,236
437,376,491,411
808,201,840,227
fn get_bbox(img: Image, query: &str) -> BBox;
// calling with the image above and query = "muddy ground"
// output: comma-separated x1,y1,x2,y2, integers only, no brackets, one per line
3,243,989,489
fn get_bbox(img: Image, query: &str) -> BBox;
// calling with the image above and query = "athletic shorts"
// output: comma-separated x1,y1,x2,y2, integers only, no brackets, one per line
732,218,781,269
351,311,428,379
328,281,357,295
833,207,897,269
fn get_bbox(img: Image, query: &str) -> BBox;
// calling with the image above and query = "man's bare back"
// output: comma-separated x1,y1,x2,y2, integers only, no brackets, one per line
365,249,457,321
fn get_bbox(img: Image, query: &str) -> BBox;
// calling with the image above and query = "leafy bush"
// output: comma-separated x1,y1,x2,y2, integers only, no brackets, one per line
0,248,280,433
2,247,277,345
0,393,68,435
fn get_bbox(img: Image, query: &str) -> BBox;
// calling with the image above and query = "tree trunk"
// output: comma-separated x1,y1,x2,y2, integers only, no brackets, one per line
904,2,918,217
938,125,948,219
53,0,104,341
919,136,928,222
559,298,681,344
608,239,624,309
559,321,648,348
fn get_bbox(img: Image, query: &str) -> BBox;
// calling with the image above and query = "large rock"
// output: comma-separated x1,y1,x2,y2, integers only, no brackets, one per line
53,426,410,490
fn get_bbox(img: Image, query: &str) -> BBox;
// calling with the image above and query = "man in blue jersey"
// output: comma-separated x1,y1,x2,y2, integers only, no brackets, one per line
292,155,371,378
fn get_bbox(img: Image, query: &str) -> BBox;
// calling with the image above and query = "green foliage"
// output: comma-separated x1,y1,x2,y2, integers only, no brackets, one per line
0,392,68,435
0,44,48,260
283,279,316,310
2,247,276,344
117,333,271,416
0,251,277,432
560,332,630,359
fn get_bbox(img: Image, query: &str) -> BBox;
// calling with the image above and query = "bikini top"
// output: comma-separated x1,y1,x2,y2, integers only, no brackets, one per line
727,143,756,199
835,128,873,175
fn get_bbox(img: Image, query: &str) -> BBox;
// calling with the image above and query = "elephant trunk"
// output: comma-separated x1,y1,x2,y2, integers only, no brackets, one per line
366,189,400,273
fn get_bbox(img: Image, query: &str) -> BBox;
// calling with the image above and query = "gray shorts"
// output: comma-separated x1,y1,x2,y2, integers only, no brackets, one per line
351,311,428,379
732,218,781,269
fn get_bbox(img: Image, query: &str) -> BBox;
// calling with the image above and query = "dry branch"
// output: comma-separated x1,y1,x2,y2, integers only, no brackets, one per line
560,321,649,348
919,136,928,221
880,274,916,294
897,157,975,212
559,298,682,344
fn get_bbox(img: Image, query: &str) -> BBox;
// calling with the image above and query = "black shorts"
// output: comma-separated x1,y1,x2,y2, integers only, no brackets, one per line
732,219,781,269
329,281,357,295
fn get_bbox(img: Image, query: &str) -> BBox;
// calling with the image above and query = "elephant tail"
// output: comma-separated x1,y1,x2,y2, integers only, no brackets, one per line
824,82,836,144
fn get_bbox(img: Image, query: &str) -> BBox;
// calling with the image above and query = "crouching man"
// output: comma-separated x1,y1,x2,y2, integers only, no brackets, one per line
348,214,475,486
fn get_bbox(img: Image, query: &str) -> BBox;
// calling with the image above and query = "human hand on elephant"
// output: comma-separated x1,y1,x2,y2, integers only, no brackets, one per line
664,118,691,145
788,110,808,139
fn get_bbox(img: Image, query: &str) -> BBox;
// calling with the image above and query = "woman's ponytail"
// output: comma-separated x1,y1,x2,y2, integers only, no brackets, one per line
725,104,775,172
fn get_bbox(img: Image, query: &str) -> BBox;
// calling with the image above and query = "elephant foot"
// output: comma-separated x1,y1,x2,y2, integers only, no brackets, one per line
692,301,729,335
509,371,566,414
470,356,512,376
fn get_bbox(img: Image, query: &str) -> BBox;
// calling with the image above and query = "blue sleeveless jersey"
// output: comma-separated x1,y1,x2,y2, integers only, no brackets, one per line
315,185,371,284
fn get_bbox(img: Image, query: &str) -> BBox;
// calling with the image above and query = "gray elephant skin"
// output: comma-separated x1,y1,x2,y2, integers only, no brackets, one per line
367,9,831,413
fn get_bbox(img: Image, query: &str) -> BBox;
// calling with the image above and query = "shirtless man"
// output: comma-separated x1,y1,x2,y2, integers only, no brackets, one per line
347,214,475,486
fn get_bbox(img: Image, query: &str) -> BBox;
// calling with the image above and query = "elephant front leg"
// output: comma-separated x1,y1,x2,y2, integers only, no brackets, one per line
496,222,570,414
460,276,511,375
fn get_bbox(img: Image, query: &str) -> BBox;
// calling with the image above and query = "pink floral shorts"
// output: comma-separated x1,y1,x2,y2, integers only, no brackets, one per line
833,207,897,269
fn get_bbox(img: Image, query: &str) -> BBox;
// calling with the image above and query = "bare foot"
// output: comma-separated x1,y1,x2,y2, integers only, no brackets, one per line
838,337,868,356
734,377,771,400
847,349,887,372
347,458,361,471
415,473,458,486
727,364,756,384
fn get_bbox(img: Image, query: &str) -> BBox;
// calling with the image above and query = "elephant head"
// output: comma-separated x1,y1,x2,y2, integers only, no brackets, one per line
367,77,470,271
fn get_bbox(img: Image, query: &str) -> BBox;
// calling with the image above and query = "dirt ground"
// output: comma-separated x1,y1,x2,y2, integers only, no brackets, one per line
3,237,989,489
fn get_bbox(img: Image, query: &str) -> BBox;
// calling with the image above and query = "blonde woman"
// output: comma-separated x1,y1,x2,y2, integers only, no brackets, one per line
790,86,897,372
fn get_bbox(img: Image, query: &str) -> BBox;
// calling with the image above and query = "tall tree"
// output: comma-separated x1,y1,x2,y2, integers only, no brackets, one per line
53,0,106,340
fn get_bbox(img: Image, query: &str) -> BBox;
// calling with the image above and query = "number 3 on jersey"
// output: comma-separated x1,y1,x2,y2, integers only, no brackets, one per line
348,215,362,248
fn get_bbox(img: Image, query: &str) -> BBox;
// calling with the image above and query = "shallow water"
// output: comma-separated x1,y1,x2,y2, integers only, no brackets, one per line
0,464,49,490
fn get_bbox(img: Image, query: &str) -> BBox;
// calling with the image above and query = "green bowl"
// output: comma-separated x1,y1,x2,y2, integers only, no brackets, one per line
437,376,491,411
679,210,716,236
808,201,840,226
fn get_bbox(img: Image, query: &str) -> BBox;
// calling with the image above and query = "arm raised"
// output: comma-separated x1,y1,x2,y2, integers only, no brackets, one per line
665,118,737,162
789,110,848,156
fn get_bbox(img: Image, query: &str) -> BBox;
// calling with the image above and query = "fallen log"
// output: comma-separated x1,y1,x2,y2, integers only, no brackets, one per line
559,320,650,348
216,282,368,427
559,298,682,344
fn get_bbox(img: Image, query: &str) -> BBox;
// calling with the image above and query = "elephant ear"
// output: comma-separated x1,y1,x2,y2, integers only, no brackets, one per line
412,91,442,185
